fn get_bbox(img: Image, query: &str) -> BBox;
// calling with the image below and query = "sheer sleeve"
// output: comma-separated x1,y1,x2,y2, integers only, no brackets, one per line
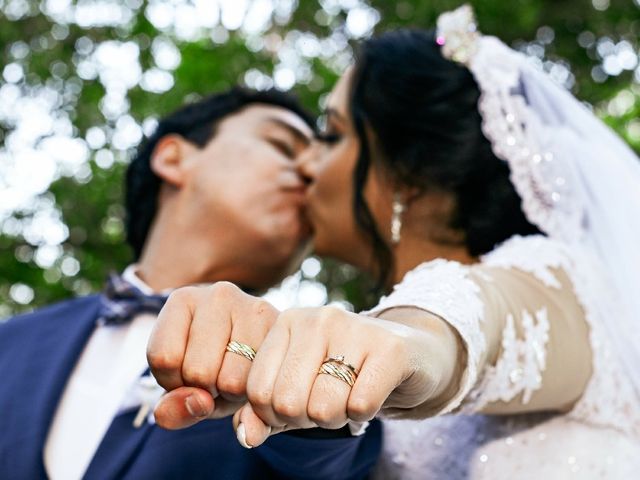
365,259,487,416
366,235,597,418
367,235,640,478
461,246,591,414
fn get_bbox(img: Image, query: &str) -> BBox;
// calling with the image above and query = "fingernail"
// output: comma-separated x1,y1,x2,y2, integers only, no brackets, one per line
185,394,208,418
236,423,252,449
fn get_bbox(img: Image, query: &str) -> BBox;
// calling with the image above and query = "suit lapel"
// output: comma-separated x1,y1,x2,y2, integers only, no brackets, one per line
0,296,101,479
83,368,155,480
83,409,155,480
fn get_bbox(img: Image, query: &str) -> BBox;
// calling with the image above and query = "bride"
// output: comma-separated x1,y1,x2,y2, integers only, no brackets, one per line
147,6,640,478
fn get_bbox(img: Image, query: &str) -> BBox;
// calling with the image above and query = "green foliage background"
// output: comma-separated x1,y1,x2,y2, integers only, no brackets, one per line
1,0,639,318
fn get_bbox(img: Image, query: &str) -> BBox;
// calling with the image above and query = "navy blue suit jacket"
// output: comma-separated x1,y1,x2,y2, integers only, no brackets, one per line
0,295,381,479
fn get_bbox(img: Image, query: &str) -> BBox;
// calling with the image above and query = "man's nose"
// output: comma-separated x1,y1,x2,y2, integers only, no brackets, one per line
294,142,320,185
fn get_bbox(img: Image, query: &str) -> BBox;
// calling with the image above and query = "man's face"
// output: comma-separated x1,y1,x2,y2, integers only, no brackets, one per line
180,104,313,286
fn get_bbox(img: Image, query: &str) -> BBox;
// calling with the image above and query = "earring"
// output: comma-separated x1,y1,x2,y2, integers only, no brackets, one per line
391,192,406,245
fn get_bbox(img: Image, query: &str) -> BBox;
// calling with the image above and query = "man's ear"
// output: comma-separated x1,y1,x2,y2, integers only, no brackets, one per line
150,134,196,188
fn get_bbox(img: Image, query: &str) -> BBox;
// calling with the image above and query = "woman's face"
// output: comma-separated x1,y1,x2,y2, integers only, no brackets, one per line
298,69,393,271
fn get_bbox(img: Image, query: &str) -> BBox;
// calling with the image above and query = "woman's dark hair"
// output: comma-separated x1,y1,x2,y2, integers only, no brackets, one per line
349,29,541,287
125,87,314,259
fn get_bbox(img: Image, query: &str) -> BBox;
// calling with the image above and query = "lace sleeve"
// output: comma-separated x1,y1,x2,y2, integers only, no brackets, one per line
473,236,640,437
365,259,487,415
366,235,598,418
460,235,582,412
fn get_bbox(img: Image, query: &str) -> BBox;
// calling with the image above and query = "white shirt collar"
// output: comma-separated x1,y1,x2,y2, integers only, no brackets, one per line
121,265,174,296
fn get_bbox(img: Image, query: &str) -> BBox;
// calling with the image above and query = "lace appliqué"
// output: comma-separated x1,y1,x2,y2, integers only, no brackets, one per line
465,308,549,410
366,234,640,438
481,235,640,438
365,260,485,415
473,49,585,244
481,234,566,289
437,5,585,243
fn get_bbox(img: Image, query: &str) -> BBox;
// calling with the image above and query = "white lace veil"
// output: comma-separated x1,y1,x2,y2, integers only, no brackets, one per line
437,5,640,399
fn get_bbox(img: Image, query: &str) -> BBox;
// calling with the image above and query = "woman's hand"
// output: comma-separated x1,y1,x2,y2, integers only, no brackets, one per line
147,282,461,446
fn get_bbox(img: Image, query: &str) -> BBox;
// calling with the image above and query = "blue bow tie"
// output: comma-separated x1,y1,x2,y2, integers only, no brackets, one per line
97,272,168,326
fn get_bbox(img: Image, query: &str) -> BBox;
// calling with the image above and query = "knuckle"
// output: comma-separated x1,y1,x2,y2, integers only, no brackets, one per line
181,365,216,388
277,308,305,326
251,298,272,315
146,350,181,373
166,286,199,305
272,396,304,420
217,374,246,397
247,386,272,409
317,305,341,323
281,306,338,332
250,299,277,326
209,281,239,301
348,396,378,421
307,402,338,427
314,306,348,331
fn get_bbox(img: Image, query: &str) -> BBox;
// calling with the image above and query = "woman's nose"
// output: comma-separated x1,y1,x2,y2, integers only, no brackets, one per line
295,142,321,185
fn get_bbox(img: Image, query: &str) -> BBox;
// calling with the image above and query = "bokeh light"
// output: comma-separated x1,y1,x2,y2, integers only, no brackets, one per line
2,0,639,318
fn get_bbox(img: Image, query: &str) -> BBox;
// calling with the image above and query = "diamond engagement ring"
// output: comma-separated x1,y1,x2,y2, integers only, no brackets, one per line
318,355,359,387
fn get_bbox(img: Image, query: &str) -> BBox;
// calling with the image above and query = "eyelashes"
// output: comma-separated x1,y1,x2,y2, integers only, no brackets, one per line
315,132,342,144
268,131,342,157
269,139,296,158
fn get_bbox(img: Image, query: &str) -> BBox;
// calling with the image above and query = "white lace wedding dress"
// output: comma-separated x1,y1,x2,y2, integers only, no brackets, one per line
367,234,640,479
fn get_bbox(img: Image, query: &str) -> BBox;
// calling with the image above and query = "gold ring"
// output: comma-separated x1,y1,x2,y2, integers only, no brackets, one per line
226,340,257,362
317,355,359,388
324,355,359,375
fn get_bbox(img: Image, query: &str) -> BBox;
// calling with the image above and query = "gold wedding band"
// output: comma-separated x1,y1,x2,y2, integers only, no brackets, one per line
317,355,359,388
226,340,257,362
325,355,359,375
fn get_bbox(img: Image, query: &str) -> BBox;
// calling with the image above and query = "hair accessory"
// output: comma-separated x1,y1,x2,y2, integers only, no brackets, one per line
435,4,640,400
436,4,479,65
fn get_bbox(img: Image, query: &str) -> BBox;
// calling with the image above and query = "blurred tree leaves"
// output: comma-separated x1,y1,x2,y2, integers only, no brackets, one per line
1,0,639,318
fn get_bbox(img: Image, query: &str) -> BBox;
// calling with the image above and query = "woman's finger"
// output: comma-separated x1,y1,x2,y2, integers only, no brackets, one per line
232,403,282,449
305,313,409,426
347,332,408,423
245,318,291,428
269,310,327,428
308,348,366,430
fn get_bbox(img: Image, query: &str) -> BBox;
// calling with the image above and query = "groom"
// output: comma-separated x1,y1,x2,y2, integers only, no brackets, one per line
0,87,381,479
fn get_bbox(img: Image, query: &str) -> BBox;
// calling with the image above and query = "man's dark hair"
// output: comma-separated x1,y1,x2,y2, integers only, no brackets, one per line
349,29,542,287
125,87,314,259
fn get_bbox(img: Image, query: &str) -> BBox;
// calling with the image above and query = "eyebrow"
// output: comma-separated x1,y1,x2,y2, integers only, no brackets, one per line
265,117,312,145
